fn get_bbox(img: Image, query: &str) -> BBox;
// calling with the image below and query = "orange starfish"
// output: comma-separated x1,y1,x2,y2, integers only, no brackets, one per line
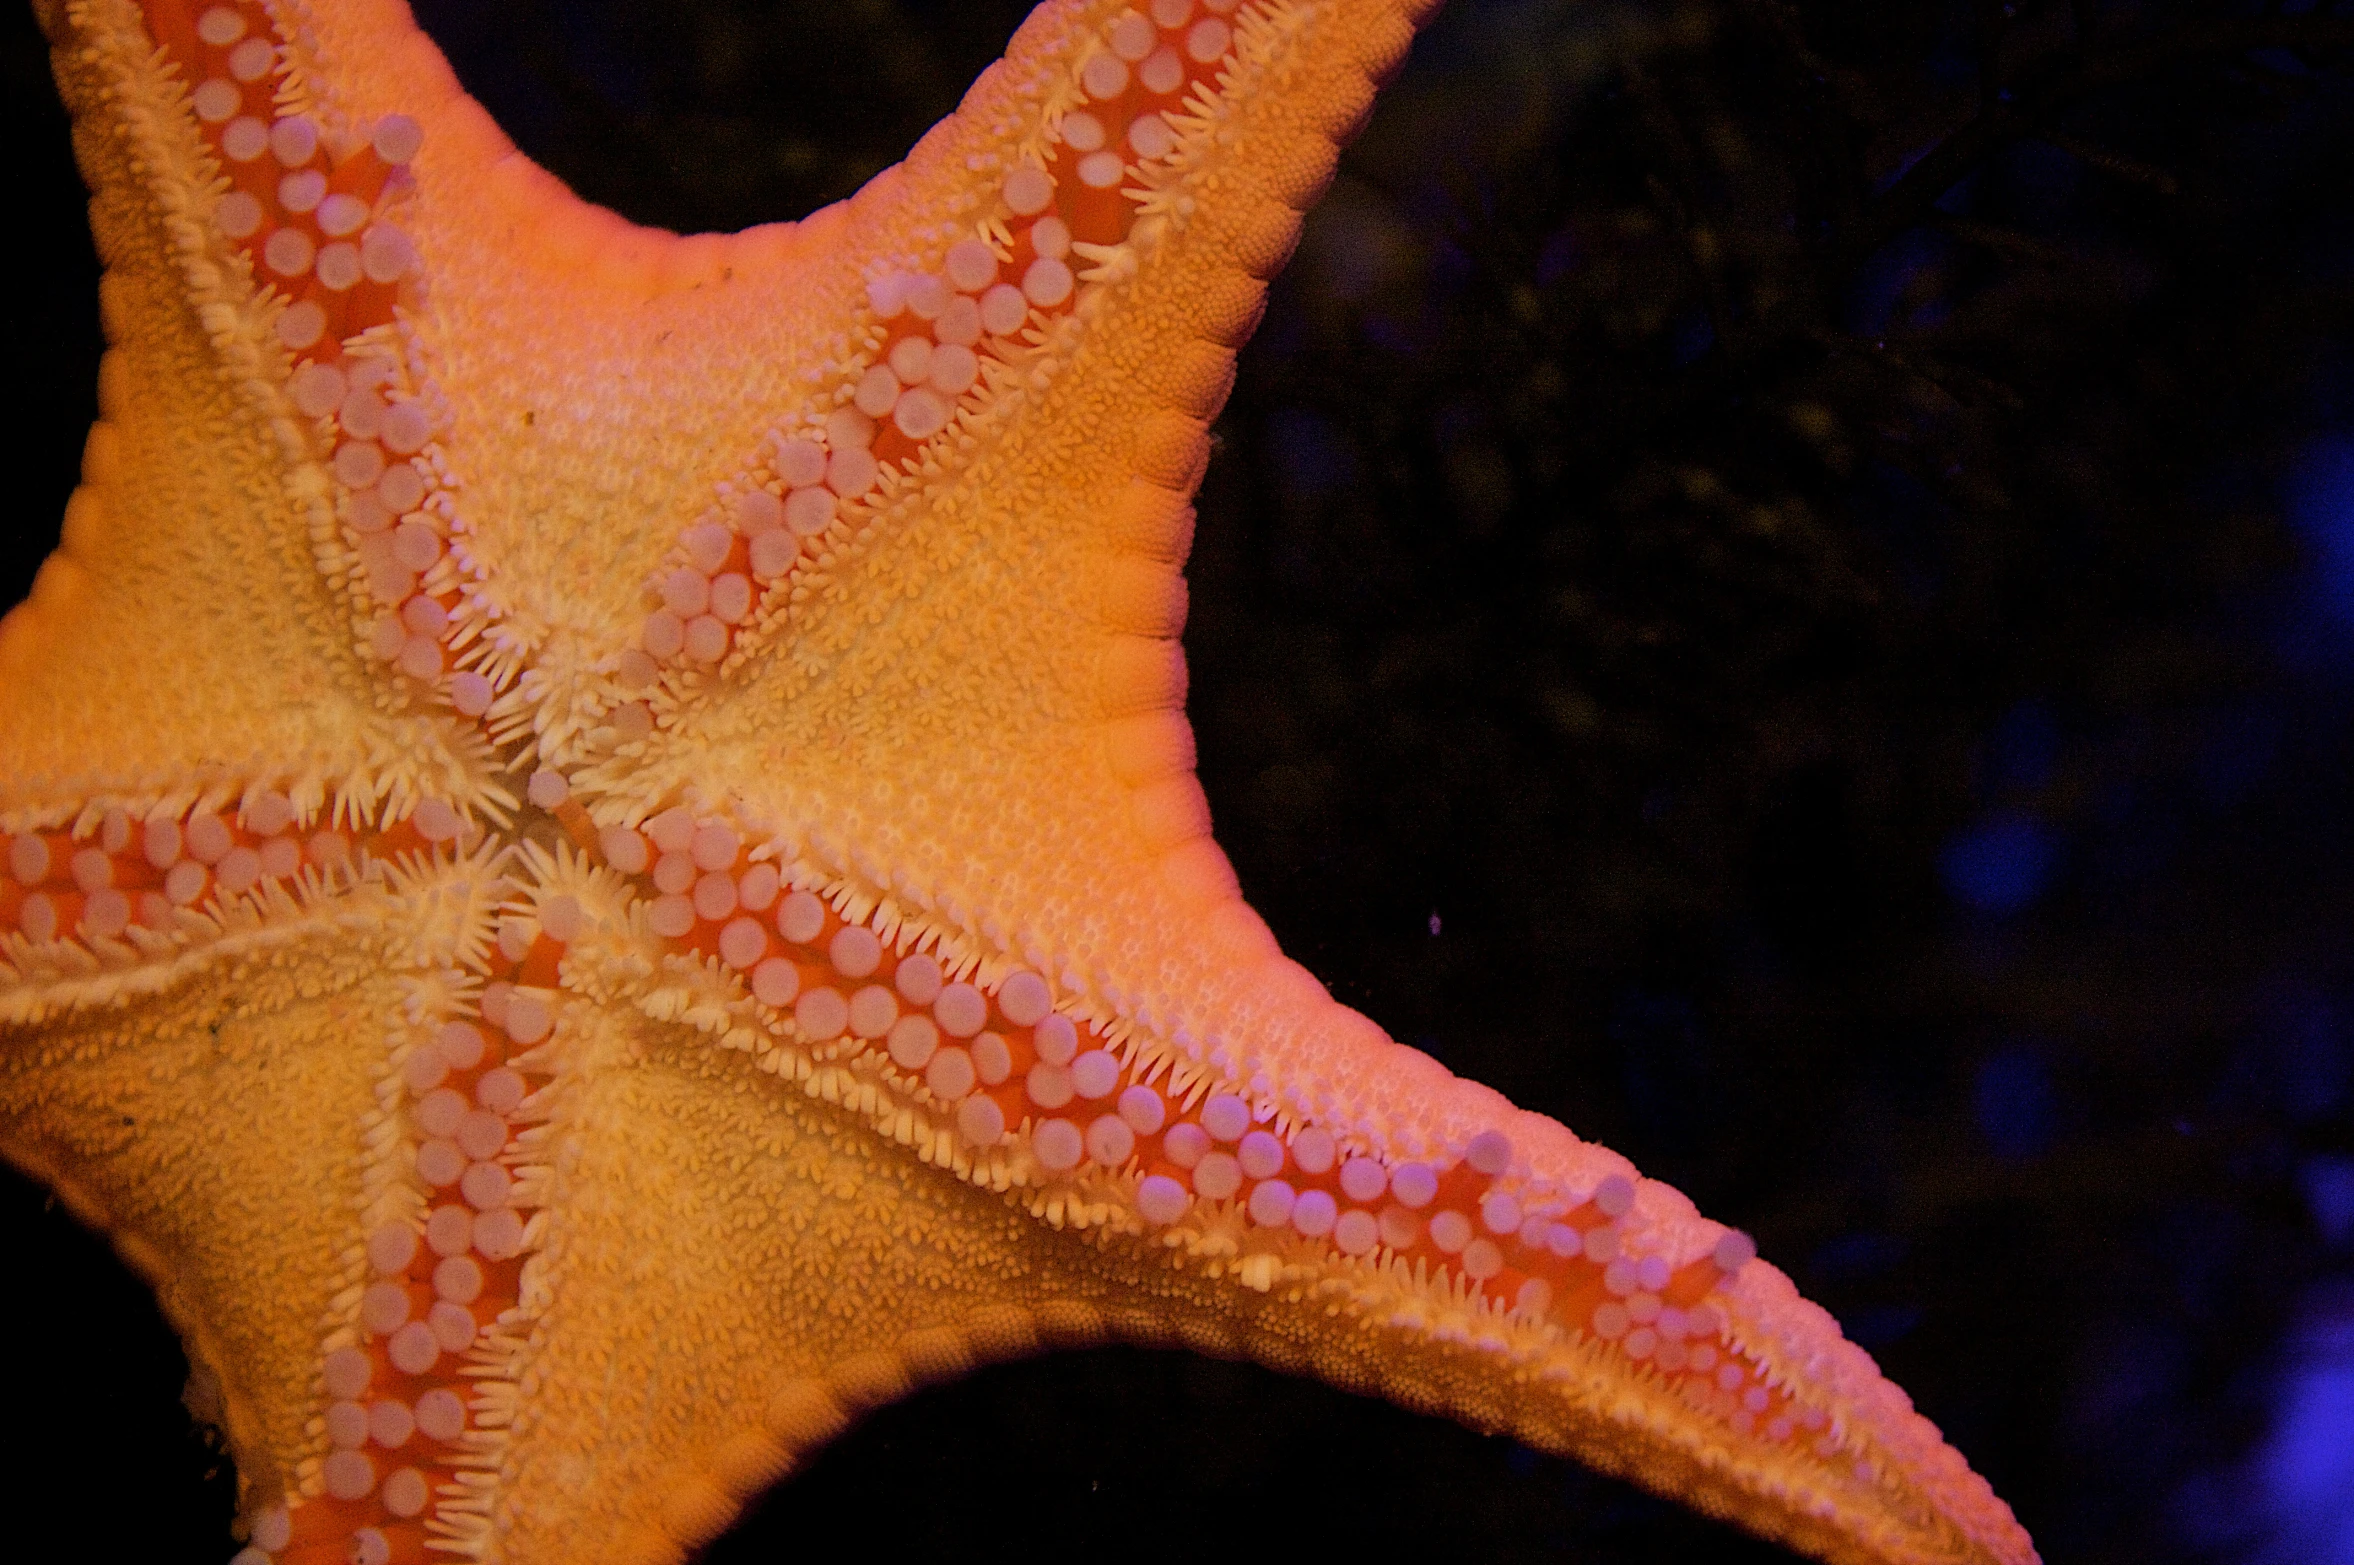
0,1,2037,1562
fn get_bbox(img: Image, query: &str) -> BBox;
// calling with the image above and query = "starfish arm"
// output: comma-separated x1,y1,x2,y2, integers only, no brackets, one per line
552,4,2036,1564
257,0,879,715
542,952,2043,1565
0,851,511,1506
1,0,499,832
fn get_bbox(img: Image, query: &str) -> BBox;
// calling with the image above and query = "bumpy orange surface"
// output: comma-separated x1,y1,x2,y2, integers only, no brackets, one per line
0,2,2038,1562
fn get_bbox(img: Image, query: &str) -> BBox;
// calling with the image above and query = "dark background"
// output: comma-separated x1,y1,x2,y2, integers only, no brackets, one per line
8,1,2354,1560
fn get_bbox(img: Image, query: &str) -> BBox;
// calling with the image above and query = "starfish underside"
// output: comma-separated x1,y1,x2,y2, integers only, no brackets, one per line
0,1,2037,1562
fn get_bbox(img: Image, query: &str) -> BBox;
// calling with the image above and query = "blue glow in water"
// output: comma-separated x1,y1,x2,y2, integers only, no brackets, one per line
1973,1045,2056,1160
1940,812,2055,914
2305,1157,2354,1249
2259,1313,2354,1564
2265,986,2350,1123
2174,1300,2354,1561
2284,435,2354,656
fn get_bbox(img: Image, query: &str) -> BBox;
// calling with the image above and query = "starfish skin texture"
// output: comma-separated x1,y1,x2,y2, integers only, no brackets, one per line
0,2,2038,1563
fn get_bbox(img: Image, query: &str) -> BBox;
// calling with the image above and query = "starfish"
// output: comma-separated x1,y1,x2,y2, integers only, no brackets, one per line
0,1,2038,1562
